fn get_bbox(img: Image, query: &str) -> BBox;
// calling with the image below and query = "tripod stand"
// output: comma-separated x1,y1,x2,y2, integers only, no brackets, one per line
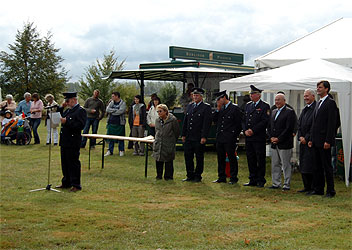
30,106,60,193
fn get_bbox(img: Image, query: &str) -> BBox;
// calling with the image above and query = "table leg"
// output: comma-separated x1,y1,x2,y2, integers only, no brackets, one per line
88,141,91,170
102,139,105,169
145,143,148,178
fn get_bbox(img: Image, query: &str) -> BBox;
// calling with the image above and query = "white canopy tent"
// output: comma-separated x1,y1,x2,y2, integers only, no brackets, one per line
255,18,352,70
220,58,352,186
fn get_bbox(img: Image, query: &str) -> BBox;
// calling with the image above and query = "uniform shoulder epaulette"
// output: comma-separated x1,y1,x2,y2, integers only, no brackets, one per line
203,102,211,106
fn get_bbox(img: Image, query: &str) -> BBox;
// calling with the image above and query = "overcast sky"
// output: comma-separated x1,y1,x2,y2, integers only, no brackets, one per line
1,0,351,82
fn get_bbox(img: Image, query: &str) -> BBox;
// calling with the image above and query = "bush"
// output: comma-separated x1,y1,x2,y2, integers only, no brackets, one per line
159,83,180,109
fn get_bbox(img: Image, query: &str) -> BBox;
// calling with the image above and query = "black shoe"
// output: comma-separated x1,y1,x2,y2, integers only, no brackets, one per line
55,185,71,189
46,143,50,145
324,193,336,198
268,185,280,189
156,177,162,180
257,183,265,188
243,182,257,187
282,187,290,191
212,179,226,183
306,190,324,196
192,178,201,183
54,143,58,146
182,178,193,182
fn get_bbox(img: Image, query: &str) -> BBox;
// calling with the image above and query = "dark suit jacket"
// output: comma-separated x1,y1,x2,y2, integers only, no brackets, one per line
242,100,270,142
311,96,338,147
59,104,87,148
268,105,296,149
182,101,212,141
213,102,243,144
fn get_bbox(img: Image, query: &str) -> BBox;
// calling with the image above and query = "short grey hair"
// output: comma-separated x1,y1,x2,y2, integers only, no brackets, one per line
45,94,54,100
24,92,31,98
304,88,315,96
6,94,13,100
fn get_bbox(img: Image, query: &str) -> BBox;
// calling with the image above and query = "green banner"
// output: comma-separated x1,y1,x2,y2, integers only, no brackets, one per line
169,46,244,64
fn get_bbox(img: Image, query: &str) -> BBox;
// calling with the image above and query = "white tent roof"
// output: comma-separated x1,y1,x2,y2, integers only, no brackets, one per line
255,18,352,69
220,58,352,186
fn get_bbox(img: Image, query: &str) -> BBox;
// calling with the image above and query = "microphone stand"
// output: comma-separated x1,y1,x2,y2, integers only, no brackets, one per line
30,105,60,193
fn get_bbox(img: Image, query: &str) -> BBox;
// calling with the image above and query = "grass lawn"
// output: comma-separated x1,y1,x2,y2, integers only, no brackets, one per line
1,118,351,249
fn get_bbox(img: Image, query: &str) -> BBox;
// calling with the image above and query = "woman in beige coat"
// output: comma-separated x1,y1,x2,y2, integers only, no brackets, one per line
152,104,180,180
0,94,16,123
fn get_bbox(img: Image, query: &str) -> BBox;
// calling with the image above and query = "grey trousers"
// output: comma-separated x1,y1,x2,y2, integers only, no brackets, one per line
271,148,292,188
131,126,145,153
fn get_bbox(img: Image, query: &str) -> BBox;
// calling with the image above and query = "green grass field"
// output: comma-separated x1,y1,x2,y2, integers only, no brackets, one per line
1,119,351,249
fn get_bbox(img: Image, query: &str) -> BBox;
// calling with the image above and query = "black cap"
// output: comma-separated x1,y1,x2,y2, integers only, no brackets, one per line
63,92,77,100
191,87,205,95
277,91,285,95
214,90,227,100
250,85,262,94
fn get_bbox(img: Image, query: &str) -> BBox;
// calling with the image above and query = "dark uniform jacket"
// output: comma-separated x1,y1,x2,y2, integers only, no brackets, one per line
242,100,270,142
152,113,180,162
213,102,243,144
310,97,338,147
268,106,296,149
59,104,87,148
182,101,212,141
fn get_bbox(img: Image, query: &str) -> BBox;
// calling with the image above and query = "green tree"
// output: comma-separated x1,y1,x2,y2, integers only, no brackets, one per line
112,82,139,107
0,22,68,101
79,50,125,105
159,82,180,109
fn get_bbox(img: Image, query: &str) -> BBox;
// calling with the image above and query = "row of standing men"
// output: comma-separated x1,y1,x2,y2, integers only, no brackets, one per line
55,80,339,197
181,82,339,198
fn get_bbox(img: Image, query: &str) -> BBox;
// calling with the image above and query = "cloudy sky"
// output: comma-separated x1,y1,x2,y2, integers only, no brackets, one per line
1,0,351,82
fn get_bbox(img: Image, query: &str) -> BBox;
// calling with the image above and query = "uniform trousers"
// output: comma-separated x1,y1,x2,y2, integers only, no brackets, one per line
312,146,335,195
184,140,205,180
245,140,267,185
216,142,238,182
156,161,174,180
60,147,82,189
271,147,292,188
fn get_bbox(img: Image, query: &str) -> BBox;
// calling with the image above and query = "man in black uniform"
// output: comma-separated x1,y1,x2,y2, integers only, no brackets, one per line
56,92,87,192
212,90,243,184
243,85,270,187
182,87,212,182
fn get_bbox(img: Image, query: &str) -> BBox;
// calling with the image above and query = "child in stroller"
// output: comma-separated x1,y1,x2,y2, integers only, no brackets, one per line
1,112,31,145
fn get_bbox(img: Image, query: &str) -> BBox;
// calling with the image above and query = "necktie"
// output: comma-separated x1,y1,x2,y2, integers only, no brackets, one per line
315,100,322,117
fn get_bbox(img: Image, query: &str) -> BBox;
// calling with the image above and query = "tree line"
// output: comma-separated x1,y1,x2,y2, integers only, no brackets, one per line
0,22,181,108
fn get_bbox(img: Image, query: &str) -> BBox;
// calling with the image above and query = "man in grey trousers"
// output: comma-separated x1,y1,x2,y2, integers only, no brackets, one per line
267,93,297,191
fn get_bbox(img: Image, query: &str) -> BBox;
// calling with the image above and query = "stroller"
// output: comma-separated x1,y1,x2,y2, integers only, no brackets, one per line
1,116,32,145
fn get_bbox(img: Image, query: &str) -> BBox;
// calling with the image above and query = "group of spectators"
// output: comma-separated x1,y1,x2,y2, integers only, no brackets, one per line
0,92,60,145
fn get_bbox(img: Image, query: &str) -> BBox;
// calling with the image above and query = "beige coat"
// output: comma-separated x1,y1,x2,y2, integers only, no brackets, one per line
0,100,16,122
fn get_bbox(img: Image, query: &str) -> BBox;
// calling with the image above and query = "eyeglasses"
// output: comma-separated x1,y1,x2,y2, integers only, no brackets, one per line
157,110,163,113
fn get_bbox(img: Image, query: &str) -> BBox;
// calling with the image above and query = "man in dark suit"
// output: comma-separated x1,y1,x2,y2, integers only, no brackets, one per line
56,92,87,192
297,89,316,193
308,80,338,198
212,90,243,184
243,85,270,187
268,93,297,191
182,87,212,182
